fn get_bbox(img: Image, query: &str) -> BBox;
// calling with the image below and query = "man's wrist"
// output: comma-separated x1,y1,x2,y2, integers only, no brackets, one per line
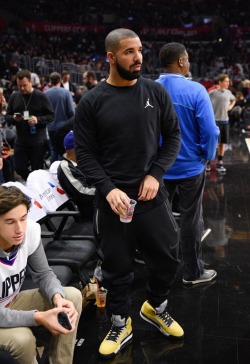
52,293,63,306
34,310,43,325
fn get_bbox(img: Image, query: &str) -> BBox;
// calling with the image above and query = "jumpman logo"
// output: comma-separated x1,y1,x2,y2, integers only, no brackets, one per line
144,98,154,108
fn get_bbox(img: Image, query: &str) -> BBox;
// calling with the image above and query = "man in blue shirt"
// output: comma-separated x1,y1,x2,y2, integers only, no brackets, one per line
45,72,75,163
156,42,220,285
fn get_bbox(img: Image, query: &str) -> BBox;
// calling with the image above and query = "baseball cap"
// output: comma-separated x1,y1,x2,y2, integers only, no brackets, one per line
64,130,74,150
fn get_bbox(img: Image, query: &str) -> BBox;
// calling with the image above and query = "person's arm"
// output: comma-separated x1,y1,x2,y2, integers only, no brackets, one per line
0,304,38,328
74,94,117,197
148,87,181,180
34,91,55,126
139,87,181,201
28,240,65,302
197,87,220,161
74,93,131,214
5,93,23,126
60,160,95,195
30,241,78,334
66,92,75,119
228,99,236,112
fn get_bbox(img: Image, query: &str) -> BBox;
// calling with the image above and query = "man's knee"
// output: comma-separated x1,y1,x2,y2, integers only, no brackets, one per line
64,286,82,314
9,328,37,363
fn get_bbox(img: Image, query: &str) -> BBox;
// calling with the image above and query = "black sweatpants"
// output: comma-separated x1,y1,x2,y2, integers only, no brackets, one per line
14,143,46,181
164,170,206,280
95,199,180,316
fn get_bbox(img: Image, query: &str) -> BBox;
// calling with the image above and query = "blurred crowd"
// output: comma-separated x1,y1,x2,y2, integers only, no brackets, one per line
2,0,250,28
1,0,250,100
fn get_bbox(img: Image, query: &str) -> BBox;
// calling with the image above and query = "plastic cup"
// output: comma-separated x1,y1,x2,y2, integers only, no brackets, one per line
120,199,137,223
95,288,108,308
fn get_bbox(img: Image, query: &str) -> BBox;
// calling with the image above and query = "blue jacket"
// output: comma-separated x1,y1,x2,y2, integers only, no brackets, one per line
156,73,219,179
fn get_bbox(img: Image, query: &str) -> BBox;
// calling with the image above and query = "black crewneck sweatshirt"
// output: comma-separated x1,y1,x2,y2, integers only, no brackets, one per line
75,77,181,212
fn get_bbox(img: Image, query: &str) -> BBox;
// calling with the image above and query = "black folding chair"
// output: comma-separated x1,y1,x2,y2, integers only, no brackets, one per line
39,206,102,288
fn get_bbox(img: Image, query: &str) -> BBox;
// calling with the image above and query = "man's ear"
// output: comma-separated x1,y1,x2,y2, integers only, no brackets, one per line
107,52,115,64
178,57,183,67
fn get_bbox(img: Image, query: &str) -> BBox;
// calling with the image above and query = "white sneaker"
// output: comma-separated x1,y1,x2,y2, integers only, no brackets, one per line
216,163,226,173
182,269,217,285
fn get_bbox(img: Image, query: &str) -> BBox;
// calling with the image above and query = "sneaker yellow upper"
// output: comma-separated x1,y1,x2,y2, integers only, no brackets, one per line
140,301,184,338
99,316,133,357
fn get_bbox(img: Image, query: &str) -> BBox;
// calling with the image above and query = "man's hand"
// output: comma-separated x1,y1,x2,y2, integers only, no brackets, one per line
34,307,76,335
13,114,23,121
52,293,78,330
28,115,38,126
106,188,130,216
138,175,159,201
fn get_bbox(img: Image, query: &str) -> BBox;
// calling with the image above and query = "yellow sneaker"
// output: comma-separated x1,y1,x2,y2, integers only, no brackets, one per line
140,300,184,338
99,315,133,358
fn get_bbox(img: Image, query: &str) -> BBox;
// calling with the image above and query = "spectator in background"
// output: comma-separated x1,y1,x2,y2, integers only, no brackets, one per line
5,69,54,181
0,101,15,182
82,70,98,90
237,79,250,98
5,60,20,99
58,130,95,221
0,87,7,114
209,74,236,174
0,127,15,183
39,76,50,92
61,70,77,103
229,91,246,128
156,42,219,285
30,70,41,89
45,72,75,163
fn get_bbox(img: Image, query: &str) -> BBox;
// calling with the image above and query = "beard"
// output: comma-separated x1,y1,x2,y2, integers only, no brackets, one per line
116,60,141,81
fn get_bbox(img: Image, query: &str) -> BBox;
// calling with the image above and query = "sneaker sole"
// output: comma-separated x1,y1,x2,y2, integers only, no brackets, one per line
182,271,217,285
134,258,145,264
99,333,133,359
140,311,184,339
201,228,211,242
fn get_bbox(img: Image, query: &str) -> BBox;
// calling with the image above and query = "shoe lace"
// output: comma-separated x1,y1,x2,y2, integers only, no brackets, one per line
106,325,124,342
157,310,173,327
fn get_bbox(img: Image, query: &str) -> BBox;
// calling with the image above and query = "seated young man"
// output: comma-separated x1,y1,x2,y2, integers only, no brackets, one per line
0,186,82,364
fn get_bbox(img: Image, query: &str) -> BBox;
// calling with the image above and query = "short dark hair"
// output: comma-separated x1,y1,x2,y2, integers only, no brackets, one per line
86,71,97,80
217,73,229,82
105,28,139,53
49,72,61,85
159,43,187,68
0,186,31,215
62,70,70,76
16,69,31,81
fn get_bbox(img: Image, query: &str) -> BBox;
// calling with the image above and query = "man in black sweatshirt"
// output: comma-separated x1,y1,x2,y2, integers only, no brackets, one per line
74,28,183,359
5,69,54,180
